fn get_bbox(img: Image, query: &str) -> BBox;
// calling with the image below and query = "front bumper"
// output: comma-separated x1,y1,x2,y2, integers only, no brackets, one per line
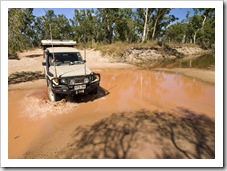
50,74,100,95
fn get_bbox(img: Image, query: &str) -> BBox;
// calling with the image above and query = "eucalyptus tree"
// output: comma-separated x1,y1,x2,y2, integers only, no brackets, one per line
33,9,72,45
135,8,177,42
8,8,35,54
113,8,138,43
33,16,45,45
186,8,214,47
151,8,177,40
195,8,215,48
95,8,120,44
42,10,57,39
71,9,97,44
165,22,184,43
189,13,203,44
136,8,155,42
180,11,190,43
53,14,72,40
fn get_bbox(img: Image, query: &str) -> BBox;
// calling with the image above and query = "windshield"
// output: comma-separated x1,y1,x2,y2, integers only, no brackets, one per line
49,52,84,66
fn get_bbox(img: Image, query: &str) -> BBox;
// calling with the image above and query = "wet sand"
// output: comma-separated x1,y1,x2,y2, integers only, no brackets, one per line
8,69,215,159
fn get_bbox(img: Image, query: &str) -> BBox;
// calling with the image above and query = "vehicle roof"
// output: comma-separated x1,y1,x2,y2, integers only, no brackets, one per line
41,40,76,46
47,47,79,53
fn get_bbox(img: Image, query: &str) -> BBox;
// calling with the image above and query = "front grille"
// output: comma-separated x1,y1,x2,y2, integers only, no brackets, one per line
69,77,85,85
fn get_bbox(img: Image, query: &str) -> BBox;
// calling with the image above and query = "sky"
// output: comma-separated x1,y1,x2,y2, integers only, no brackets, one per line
33,8,194,23
33,8,75,19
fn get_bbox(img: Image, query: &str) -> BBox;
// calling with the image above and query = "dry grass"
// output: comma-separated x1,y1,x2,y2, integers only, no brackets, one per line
78,41,202,58
92,41,159,58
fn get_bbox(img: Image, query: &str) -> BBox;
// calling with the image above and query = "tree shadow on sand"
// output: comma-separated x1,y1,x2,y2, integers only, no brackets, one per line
8,71,44,84
25,54,43,58
55,109,214,159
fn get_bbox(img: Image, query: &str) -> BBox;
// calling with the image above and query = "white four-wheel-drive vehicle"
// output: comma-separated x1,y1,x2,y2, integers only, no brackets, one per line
41,40,100,102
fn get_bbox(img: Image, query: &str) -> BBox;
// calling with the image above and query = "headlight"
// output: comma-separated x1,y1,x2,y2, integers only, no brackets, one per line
84,78,89,83
89,73,95,81
60,78,67,84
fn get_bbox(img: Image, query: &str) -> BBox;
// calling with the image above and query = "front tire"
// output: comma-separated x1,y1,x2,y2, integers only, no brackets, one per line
48,82,60,102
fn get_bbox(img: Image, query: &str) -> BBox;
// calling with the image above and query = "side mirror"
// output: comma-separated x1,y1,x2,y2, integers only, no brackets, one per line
45,49,49,55
47,71,54,77
83,60,86,63
42,62,46,66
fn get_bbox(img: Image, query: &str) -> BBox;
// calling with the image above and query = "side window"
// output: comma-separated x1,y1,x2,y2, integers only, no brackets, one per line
54,54,61,62
73,53,79,61
76,53,82,61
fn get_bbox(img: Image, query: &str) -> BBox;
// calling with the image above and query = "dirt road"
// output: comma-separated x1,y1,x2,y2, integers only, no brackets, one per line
8,49,215,159
8,48,133,76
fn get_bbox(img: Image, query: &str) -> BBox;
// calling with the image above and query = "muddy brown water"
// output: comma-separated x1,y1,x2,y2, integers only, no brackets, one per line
8,69,215,159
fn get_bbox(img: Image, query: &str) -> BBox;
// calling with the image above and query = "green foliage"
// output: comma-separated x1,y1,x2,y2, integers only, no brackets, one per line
165,22,185,42
196,9,215,48
71,9,97,44
135,8,178,41
8,8,215,55
8,8,35,55
33,10,73,45
152,8,178,39
165,8,215,48
114,9,137,42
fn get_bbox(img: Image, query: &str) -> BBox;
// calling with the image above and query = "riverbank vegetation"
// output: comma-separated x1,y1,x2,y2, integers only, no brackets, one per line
8,8,215,69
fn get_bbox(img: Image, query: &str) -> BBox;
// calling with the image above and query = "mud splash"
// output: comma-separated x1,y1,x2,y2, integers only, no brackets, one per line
8,69,215,159
22,90,78,119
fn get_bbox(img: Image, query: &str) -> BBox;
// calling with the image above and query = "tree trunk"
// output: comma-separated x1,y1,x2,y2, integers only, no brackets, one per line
194,15,207,44
152,19,158,40
107,25,112,44
193,29,198,43
202,15,207,28
201,15,207,46
151,9,166,40
193,31,197,44
142,8,148,43
145,25,149,40
181,34,186,43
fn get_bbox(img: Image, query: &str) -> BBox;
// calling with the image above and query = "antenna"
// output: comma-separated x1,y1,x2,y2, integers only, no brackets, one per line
84,44,86,75
43,8,57,78
84,9,87,76
49,24,57,78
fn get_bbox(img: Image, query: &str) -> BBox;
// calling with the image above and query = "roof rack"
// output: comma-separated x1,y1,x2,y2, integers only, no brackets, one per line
41,40,77,49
